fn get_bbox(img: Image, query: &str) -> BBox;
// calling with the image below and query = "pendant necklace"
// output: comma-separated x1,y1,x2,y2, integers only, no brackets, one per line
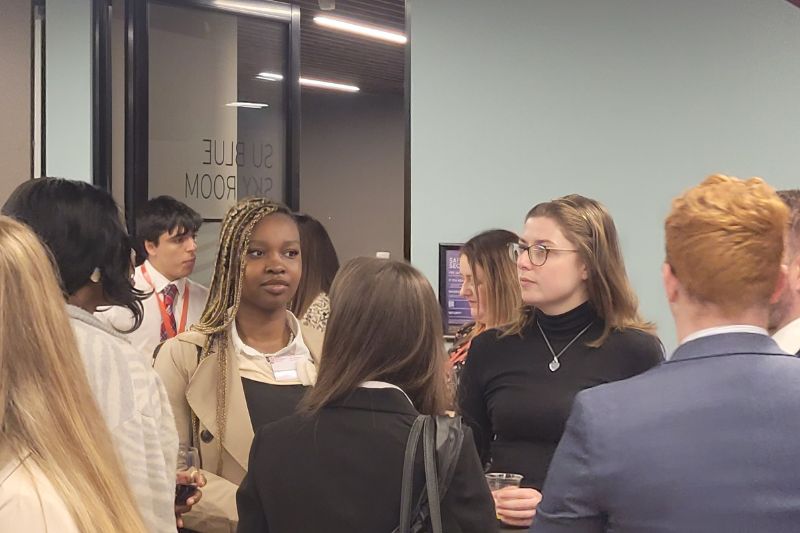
537,320,594,372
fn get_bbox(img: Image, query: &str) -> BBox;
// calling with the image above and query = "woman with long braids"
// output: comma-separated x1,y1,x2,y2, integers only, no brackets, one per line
155,198,323,532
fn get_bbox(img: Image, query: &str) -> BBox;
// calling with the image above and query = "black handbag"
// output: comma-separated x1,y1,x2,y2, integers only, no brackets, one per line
394,415,465,533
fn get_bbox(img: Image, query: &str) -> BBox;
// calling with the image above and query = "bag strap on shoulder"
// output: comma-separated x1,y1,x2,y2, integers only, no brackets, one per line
394,414,465,533
397,415,426,533
423,416,443,533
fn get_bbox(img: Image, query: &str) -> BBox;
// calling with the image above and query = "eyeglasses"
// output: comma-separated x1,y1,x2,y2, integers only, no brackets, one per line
508,242,578,266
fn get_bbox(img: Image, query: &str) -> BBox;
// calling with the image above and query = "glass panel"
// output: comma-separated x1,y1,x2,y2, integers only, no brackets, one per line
147,1,288,216
147,2,289,284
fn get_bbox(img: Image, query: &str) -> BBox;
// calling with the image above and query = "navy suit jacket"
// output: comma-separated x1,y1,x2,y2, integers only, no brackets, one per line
531,333,800,533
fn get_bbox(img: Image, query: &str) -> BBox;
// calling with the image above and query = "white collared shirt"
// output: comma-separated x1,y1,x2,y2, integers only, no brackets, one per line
772,316,800,355
95,260,209,362
681,324,769,345
232,311,315,385
359,381,414,406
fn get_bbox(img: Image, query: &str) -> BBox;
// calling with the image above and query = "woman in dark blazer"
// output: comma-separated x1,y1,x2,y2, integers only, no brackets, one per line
237,258,497,533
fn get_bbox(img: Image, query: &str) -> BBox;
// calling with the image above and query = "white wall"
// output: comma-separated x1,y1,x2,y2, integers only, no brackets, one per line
45,0,92,181
300,91,405,262
409,0,800,350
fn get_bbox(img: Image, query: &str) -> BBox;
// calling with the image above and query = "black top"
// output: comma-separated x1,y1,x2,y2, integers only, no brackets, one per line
458,302,663,490
241,378,307,431
237,387,498,533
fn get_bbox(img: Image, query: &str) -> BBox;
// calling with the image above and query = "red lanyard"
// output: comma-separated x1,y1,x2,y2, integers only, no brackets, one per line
448,339,472,366
141,263,190,339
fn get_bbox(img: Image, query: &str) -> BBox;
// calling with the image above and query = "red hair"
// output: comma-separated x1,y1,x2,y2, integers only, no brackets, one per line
665,174,788,313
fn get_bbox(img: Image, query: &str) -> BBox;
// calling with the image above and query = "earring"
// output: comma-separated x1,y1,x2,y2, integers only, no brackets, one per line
90,268,102,284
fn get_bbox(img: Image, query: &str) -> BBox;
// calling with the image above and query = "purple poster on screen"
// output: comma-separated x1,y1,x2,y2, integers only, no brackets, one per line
444,248,473,334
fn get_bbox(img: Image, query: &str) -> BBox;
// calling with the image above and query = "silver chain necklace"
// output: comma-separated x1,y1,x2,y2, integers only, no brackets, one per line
536,320,594,372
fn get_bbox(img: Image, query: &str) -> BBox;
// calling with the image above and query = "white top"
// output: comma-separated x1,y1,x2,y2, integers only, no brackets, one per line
96,260,209,362
359,381,414,405
231,311,316,386
68,305,178,533
0,453,80,533
681,324,769,345
772,316,800,355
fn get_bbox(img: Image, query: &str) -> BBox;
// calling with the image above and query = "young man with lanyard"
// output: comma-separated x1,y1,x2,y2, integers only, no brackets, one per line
98,196,209,362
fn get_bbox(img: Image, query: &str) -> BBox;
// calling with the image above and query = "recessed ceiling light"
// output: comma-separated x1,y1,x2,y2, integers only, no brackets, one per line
299,77,360,92
313,15,407,45
226,102,269,109
256,71,284,81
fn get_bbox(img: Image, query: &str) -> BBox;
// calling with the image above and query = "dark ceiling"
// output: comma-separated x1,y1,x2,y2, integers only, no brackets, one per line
289,0,405,94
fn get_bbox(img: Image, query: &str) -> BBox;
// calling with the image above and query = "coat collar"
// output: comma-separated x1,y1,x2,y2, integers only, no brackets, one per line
328,387,419,416
667,332,790,364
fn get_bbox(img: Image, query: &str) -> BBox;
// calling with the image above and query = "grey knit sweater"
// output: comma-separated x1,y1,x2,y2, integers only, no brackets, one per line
67,305,178,532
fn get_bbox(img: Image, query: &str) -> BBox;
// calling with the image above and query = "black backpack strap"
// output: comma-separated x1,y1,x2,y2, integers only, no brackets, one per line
394,415,466,533
396,415,426,533
423,416,443,533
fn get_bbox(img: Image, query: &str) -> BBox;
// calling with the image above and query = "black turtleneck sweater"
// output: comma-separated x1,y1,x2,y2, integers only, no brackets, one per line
458,302,663,490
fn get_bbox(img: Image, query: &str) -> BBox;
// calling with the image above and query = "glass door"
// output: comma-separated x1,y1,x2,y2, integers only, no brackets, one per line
125,0,300,284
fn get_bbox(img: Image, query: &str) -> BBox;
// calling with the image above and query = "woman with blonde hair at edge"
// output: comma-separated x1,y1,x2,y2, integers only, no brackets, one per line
0,216,147,533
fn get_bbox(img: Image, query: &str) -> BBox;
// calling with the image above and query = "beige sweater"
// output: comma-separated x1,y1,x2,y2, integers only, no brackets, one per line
0,453,80,532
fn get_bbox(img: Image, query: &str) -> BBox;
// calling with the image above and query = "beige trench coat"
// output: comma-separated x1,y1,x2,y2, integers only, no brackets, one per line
154,325,323,533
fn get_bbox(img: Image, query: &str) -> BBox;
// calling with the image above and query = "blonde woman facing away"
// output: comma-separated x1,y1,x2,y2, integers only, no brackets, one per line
0,216,147,533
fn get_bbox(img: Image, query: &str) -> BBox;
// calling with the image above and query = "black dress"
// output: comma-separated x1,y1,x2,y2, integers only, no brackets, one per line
458,301,663,490
241,378,307,430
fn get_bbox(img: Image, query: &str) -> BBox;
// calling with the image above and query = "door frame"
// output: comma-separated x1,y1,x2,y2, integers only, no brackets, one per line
123,0,301,235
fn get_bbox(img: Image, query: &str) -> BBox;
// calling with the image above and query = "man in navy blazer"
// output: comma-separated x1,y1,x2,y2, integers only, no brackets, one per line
531,174,800,533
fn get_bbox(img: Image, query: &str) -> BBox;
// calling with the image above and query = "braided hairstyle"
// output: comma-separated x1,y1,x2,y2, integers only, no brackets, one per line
191,197,292,472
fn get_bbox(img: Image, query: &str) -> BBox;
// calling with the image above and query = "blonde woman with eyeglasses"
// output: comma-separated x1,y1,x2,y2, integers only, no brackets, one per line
458,195,663,530
0,216,147,533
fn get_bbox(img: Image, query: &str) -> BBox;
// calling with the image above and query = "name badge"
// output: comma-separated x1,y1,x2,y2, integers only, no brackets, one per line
269,354,303,382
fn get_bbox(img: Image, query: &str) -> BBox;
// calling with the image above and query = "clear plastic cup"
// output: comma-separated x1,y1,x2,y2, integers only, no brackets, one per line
485,472,523,491
486,473,523,521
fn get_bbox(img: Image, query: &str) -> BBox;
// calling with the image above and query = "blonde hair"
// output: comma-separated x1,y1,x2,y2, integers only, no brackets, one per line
461,229,521,334
666,174,788,313
0,216,146,533
191,198,293,472
506,194,654,346
301,258,451,415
